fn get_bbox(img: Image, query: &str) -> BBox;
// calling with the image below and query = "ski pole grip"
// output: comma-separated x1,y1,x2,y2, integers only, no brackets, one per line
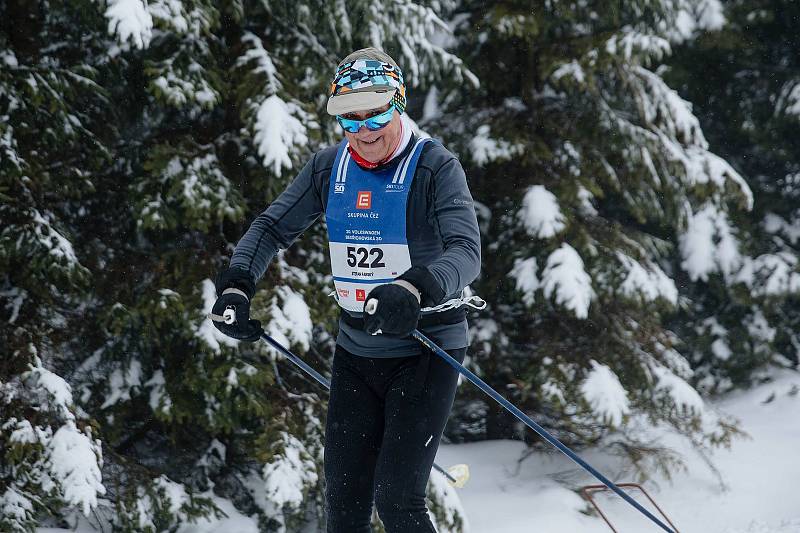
365,299,378,315
223,307,236,324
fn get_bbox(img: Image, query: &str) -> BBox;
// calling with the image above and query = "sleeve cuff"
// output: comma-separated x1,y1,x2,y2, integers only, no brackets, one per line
215,266,257,299
397,266,445,307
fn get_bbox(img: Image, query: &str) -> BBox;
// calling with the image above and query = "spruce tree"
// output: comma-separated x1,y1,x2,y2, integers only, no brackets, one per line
1,1,112,530
431,0,748,479
2,0,476,530
664,0,800,391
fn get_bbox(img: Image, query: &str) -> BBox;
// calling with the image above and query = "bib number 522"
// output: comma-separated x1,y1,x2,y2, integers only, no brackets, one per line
346,246,386,268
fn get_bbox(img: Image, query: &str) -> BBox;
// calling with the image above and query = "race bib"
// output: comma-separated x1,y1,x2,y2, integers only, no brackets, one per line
326,138,431,312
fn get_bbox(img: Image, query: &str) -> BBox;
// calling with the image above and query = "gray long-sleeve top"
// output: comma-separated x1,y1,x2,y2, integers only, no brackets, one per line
230,135,481,357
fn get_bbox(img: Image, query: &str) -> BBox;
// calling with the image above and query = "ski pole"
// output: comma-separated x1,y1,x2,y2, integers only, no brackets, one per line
411,329,677,533
255,330,461,486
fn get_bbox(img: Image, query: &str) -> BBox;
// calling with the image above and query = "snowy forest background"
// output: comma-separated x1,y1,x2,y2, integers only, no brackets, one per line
2,0,799,531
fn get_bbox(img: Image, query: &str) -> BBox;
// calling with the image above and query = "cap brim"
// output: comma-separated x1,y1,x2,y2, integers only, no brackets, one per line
326,89,395,115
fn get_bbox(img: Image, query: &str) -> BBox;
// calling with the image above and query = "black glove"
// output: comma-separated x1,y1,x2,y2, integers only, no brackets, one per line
209,266,263,342
395,266,445,307
363,282,421,338
363,266,444,337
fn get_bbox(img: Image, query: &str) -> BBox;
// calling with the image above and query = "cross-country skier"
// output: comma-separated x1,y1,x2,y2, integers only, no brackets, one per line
211,47,481,532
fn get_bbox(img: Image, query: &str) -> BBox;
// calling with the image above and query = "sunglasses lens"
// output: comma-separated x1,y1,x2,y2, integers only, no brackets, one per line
337,117,361,133
337,105,395,133
365,108,394,130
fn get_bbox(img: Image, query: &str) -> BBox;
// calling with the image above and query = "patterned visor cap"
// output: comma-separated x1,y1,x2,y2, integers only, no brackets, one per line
327,59,406,116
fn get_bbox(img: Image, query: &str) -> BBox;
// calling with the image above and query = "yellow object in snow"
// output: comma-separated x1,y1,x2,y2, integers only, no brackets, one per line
446,463,470,488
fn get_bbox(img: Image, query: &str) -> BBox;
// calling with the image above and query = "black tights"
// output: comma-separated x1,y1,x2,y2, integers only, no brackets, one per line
324,344,466,532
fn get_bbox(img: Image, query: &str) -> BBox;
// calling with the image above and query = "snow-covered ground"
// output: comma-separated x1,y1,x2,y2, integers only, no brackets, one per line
435,368,800,533
39,369,799,532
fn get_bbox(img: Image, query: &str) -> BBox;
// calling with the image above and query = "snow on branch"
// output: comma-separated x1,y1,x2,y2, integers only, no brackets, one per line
27,209,81,269
650,364,705,414
654,340,694,381
552,60,586,85
48,422,106,516
238,32,282,96
616,252,678,305
137,150,245,232
632,66,705,148
149,56,221,111
0,122,25,171
144,370,173,415
254,95,310,177
22,361,107,517
178,491,259,531
580,360,630,427
775,80,800,119
0,486,35,528
236,32,312,175
595,69,752,214
176,153,242,224
627,66,753,209
682,147,753,210
364,0,478,88
680,204,742,282
735,253,800,296
469,125,523,167
764,212,800,245
605,27,671,65
262,432,318,509
100,359,143,409
105,0,153,50
266,286,313,353
665,0,726,44
519,185,567,239
1,49,17,67
154,476,191,517
541,244,595,319
26,361,75,419
642,343,723,433
148,0,217,36
427,467,468,532
510,257,539,307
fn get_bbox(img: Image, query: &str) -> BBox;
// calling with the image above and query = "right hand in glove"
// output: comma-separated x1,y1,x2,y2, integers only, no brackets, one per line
209,266,263,342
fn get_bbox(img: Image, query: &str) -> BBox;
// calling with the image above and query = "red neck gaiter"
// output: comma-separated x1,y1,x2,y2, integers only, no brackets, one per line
347,144,381,169
347,120,405,170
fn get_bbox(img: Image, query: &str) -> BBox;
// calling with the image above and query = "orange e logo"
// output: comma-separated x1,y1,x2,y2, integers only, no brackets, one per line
356,191,372,209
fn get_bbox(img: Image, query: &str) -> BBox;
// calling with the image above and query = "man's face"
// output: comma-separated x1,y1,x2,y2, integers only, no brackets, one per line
342,104,402,163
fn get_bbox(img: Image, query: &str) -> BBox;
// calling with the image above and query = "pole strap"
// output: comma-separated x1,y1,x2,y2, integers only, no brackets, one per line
329,289,487,315
421,293,487,313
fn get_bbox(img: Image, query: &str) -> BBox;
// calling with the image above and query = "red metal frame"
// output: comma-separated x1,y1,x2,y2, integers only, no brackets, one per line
580,483,680,533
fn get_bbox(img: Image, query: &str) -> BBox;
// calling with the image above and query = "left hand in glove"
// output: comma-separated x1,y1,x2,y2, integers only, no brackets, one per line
363,281,421,337
364,265,445,338
363,266,445,338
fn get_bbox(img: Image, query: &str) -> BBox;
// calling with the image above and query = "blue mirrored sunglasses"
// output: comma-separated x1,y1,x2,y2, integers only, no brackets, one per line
336,105,396,133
